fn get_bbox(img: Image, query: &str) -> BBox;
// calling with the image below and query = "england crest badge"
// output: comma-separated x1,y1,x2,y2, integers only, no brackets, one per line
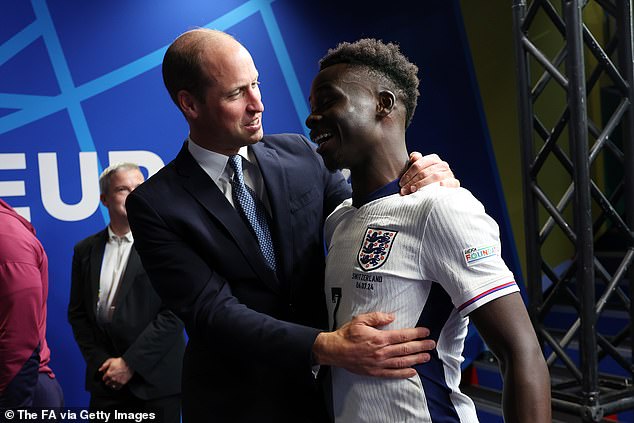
357,227,398,271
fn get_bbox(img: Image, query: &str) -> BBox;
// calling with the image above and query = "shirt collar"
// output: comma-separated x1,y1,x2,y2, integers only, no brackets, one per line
353,178,401,208
107,226,133,243
187,136,230,184
187,137,251,182
236,146,250,164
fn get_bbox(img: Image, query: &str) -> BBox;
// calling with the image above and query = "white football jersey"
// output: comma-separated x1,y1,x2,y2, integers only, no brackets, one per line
324,182,518,422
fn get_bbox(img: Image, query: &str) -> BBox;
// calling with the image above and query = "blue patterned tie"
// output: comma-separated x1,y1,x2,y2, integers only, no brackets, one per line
228,155,277,271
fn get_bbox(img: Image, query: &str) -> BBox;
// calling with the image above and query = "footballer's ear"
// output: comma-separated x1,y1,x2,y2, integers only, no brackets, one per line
377,90,396,117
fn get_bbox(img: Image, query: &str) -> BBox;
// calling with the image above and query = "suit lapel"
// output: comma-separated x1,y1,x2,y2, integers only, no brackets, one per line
112,245,141,310
174,144,281,294
90,230,108,310
251,142,292,283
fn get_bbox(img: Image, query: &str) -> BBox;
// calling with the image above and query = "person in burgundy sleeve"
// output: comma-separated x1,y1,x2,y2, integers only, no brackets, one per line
0,198,63,408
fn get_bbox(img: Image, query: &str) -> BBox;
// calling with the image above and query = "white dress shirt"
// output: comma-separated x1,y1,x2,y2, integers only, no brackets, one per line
187,136,272,214
97,226,134,324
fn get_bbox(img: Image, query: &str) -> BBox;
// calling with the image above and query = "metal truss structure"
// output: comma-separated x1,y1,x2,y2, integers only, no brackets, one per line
512,0,634,421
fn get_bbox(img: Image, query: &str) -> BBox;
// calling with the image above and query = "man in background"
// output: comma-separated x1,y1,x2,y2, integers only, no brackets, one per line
68,163,185,422
0,198,64,408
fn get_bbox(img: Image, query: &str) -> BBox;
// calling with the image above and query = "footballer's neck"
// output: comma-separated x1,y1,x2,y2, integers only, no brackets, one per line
350,143,409,206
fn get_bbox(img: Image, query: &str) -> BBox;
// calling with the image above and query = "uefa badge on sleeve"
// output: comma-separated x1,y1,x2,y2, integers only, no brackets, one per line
463,244,500,267
357,227,397,271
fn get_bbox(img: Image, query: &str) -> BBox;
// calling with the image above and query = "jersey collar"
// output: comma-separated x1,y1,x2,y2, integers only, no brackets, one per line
353,178,401,208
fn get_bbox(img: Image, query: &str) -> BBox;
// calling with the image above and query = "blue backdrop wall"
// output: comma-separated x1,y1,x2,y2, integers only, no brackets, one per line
0,0,520,406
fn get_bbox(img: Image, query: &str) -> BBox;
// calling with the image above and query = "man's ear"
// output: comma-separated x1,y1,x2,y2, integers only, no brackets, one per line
178,90,199,120
377,90,396,118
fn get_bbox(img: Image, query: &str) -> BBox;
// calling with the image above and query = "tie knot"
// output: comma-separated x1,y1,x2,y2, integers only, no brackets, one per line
228,155,243,176
110,235,124,245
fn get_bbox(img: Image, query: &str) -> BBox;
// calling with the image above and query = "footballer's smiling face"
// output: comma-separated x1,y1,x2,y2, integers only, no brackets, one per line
306,63,380,171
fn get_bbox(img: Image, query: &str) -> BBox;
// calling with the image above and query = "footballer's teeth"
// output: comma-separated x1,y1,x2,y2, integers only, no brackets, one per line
313,132,333,144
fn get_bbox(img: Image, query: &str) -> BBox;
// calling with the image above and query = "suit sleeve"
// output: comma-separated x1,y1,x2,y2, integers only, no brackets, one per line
67,245,109,375
121,304,183,380
126,192,321,372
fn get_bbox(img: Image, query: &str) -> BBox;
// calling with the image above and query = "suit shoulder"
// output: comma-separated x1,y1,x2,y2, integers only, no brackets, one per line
131,159,178,199
74,229,106,252
259,133,323,173
261,133,315,154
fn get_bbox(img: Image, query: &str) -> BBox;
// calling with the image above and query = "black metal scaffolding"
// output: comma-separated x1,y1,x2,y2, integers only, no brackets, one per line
512,0,634,421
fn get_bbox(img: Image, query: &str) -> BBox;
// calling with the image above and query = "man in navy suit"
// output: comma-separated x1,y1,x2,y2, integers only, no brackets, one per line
69,163,185,422
126,29,456,422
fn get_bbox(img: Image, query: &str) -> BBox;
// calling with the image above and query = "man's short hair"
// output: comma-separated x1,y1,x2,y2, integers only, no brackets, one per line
319,38,420,127
99,163,141,195
162,29,235,107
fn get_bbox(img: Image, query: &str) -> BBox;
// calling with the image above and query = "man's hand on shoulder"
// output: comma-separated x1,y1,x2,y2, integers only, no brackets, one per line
312,312,435,378
400,152,460,195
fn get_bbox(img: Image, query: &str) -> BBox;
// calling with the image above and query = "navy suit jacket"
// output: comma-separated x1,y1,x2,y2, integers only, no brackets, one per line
126,134,351,422
68,229,186,401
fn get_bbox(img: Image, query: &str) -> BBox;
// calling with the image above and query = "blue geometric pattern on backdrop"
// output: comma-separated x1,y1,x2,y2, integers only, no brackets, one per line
0,0,310,224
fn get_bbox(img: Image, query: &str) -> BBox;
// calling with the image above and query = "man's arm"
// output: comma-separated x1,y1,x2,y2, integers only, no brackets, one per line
418,187,549,420
126,189,322,371
101,304,184,389
0,262,41,401
312,312,435,378
120,305,184,384
127,178,435,379
469,293,551,422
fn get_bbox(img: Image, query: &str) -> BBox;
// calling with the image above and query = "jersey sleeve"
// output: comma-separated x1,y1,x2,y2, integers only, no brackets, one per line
419,188,518,317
